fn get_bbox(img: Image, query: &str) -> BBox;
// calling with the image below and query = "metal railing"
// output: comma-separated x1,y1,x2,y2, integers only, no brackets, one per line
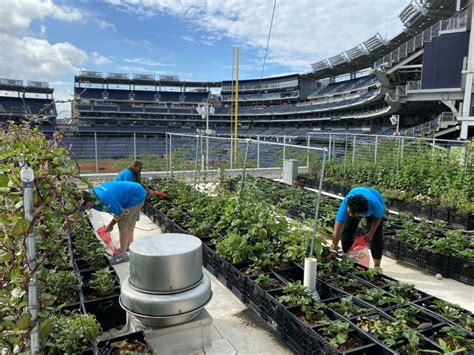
399,112,457,137
375,9,467,69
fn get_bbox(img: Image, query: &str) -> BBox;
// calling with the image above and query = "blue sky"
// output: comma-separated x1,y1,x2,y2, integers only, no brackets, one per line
0,0,406,115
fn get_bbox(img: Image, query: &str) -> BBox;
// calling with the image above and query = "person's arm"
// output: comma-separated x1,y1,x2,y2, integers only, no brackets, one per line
332,221,345,250
332,199,348,250
365,218,382,241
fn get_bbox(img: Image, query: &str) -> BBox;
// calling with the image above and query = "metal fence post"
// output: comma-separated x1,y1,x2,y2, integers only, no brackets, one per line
343,134,348,180
237,139,251,206
194,135,200,187
328,134,332,160
400,136,405,164
352,135,356,163
374,135,379,163
310,148,327,258
94,132,99,174
133,132,137,160
21,166,39,354
165,133,169,177
306,135,310,169
283,135,286,161
230,139,233,170
257,135,260,169
169,134,173,178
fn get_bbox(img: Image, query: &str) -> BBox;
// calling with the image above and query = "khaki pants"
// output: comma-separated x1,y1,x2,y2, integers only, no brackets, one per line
118,201,144,230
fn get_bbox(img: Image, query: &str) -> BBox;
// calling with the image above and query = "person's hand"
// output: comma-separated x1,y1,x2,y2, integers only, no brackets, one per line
365,233,373,242
105,223,114,233
61,220,70,231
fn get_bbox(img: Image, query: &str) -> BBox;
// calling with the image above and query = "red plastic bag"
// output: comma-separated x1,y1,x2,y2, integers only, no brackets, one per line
97,225,119,256
151,190,167,199
348,235,370,267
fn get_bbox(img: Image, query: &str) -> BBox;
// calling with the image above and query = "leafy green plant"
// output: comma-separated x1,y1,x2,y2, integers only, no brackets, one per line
386,281,421,300
356,288,407,308
428,300,464,321
317,320,356,349
328,296,370,318
279,281,313,307
254,274,282,290
43,270,79,305
90,268,117,297
44,313,102,353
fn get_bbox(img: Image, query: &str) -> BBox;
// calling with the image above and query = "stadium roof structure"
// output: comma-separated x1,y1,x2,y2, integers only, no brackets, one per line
221,73,299,85
305,0,463,80
0,78,53,94
75,71,221,88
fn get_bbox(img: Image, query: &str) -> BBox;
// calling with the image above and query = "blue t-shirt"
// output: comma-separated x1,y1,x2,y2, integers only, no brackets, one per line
115,168,134,182
91,181,146,217
335,187,385,223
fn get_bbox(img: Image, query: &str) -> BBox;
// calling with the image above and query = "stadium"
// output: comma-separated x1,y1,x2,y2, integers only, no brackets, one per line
1,0,474,354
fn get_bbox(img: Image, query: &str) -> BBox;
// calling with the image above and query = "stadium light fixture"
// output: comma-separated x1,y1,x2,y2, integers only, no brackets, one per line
390,115,400,135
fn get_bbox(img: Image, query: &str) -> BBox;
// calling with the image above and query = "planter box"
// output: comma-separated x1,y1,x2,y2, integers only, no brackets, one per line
421,249,450,277
386,305,445,331
448,256,474,286
227,263,250,303
398,242,423,269
382,235,399,259
449,210,474,230
97,331,154,354
79,266,117,286
74,257,110,273
82,285,126,331
430,206,449,223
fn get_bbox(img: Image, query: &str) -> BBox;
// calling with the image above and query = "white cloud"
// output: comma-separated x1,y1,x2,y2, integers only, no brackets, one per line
0,0,82,35
0,34,88,81
106,0,406,71
124,57,170,67
97,19,117,31
181,35,197,43
124,38,152,50
91,52,112,65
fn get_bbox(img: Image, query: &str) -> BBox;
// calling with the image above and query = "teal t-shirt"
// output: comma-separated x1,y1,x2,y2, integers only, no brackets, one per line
336,187,384,223
91,181,146,217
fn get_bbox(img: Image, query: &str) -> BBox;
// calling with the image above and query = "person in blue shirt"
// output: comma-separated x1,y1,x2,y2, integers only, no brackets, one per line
115,160,142,183
331,187,385,270
79,181,146,264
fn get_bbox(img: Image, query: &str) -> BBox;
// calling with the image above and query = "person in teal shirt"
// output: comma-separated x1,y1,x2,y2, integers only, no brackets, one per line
115,160,142,183
79,181,146,264
331,187,385,270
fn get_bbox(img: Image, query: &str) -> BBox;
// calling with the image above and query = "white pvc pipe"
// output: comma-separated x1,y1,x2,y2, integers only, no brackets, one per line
303,257,317,291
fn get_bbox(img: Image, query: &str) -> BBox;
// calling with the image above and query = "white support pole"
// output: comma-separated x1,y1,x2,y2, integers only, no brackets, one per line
94,132,99,174
194,135,200,187
283,135,286,161
328,134,332,160
21,166,39,354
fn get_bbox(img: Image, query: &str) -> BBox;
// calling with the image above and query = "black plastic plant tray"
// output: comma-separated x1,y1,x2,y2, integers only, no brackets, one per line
323,295,375,319
227,263,250,302
82,285,126,331
272,264,305,284
413,296,471,324
97,331,153,354
448,255,474,286
420,249,450,277
325,275,373,296
382,235,399,259
74,257,110,273
397,242,424,269
381,284,431,303
421,323,474,352
260,288,285,324
385,305,446,331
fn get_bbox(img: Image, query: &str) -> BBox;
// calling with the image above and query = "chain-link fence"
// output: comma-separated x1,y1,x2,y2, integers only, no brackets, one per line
306,133,472,197
166,133,326,182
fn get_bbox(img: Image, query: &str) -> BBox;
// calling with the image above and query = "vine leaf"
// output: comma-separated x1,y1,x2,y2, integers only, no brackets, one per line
11,219,30,237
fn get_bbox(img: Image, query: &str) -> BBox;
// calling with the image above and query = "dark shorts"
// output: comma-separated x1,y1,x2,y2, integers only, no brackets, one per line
341,216,384,260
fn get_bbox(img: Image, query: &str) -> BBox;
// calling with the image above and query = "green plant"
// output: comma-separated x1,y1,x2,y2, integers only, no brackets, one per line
328,296,370,318
43,270,78,305
254,274,281,290
44,313,102,353
279,281,313,307
386,281,420,300
392,306,422,326
429,300,464,321
90,268,117,297
317,320,354,349
356,288,406,308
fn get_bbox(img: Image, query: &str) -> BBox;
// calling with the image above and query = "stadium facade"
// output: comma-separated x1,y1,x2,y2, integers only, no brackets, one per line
1,0,473,140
